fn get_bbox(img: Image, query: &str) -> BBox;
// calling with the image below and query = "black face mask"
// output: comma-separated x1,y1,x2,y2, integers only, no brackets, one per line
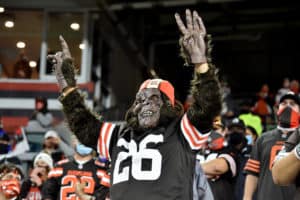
277,106,299,129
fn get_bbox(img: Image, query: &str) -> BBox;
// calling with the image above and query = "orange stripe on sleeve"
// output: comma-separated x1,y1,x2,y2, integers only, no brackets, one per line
103,123,112,159
247,159,260,166
246,162,260,169
244,166,260,173
180,114,210,150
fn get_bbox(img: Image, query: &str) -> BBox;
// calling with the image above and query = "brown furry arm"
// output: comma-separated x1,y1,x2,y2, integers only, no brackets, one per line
187,63,222,133
60,90,102,150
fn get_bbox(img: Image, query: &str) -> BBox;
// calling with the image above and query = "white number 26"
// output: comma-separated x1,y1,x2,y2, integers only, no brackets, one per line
113,134,163,184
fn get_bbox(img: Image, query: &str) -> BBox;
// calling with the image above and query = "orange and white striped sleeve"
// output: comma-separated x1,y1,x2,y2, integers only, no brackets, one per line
48,167,63,178
180,113,211,150
97,122,117,160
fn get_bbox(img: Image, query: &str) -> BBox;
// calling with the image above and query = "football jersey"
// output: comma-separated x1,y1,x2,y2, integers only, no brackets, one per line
197,146,238,200
244,128,296,200
97,114,210,200
277,129,300,200
42,157,110,200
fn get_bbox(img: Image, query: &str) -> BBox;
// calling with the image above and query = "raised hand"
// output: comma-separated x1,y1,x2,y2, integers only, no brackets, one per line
47,36,76,92
175,9,207,64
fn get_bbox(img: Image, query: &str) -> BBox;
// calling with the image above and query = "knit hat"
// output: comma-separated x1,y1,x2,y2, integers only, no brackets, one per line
34,152,53,169
139,79,175,106
44,130,59,139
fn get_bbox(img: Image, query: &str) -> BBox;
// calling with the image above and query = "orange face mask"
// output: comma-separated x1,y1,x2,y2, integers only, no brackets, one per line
277,106,300,129
0,179,21,199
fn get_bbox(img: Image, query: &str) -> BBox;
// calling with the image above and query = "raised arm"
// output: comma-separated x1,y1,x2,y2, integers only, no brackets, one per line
49,36,102,150
175,9,222,132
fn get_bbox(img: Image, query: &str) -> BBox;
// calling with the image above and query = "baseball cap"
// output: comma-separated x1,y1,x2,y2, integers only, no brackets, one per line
44,130,58,139
227,117,246,131
139,79,174,106
279,91,300,106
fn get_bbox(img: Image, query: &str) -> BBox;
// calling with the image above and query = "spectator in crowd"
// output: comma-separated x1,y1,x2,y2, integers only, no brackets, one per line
252,84,273,131
245,125,258,146
19,152,53,199
243,92,299,200
226,118,251,200
13,52,32,79
0,163,24,200
272,129,300,199
42,130,74,163
199,117,246,200
220,79,238,125
42,135,110,200
275,78,290,106
271,94,300,199
26,97,54,133
0,125,12,155
290,80,300,96
48,9,222,200
239,100,263,137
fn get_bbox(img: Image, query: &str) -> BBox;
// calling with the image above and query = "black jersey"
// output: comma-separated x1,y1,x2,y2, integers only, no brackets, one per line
42,157,109,200
97,114,210,200
244,128,296,200
277,129,300,199
197,146,238,200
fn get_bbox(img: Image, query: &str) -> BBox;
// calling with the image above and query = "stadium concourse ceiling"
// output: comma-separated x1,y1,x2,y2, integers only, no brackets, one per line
0,0,242,10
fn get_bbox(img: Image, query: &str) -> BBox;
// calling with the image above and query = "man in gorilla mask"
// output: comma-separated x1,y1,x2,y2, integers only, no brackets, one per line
48,9,222,200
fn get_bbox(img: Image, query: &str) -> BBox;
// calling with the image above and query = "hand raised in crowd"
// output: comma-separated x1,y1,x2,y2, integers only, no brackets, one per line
75,178,94,200
175,9,207,64
47,36,76,92
30,167,47,187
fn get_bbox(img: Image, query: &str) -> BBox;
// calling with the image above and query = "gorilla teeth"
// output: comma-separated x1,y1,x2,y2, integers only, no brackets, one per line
142,111,153,116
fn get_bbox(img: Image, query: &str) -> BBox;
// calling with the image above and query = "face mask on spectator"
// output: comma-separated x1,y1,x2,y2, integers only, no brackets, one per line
0,179,21,199
245,135,253,145
76,144,93,156
277,106,299,129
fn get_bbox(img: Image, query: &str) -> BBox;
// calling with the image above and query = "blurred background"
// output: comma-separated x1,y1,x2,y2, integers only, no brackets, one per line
0,0,300,132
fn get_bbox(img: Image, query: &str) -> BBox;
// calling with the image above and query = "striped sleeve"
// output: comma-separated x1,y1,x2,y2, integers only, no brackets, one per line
97,122,117,160
101,173,111,187
244,159,260,175
96,169,110,187
244,135,261,176
180,113,210,150
48,167,63,178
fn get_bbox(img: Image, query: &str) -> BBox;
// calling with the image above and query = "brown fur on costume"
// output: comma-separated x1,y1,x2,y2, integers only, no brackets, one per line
179,34,222,133
60,36,221,149
187,62,221,133
61,90,102,150
61,58,77,88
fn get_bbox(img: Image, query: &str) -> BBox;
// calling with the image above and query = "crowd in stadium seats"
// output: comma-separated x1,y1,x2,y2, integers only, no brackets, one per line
0,76,299,200
1,8,300,200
